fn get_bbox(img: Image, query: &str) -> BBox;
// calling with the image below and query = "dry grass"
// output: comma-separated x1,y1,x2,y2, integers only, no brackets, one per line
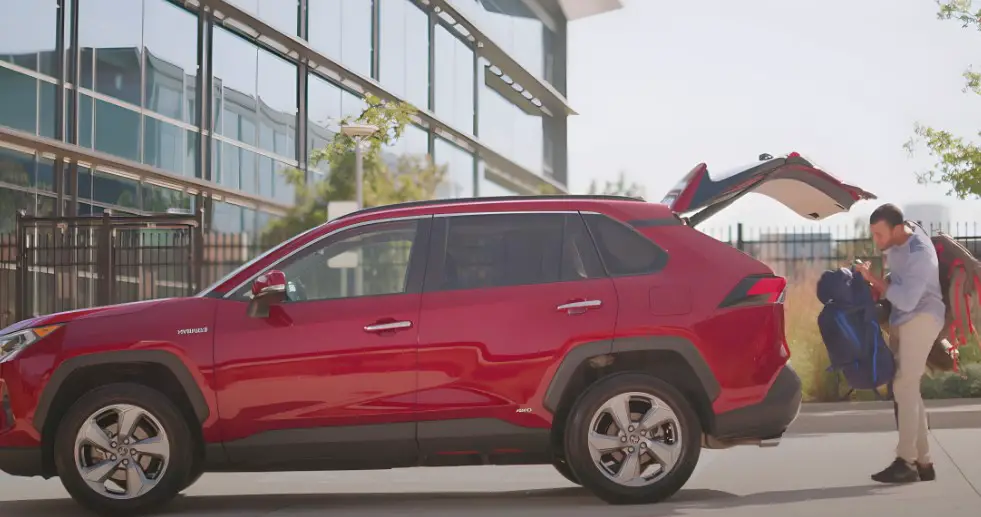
783,268,981,402
783,269,847,402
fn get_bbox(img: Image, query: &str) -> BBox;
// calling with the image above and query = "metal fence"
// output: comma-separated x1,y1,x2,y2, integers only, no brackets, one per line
0,211,277,328
1,217,979,329
702,222,981,279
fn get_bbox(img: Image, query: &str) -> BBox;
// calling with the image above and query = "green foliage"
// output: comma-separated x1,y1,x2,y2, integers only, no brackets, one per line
587,170,646,199
263,93,446,244
905,1,981,200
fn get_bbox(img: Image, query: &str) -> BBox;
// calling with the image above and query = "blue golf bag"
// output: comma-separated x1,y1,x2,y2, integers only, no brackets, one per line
816,267,896,391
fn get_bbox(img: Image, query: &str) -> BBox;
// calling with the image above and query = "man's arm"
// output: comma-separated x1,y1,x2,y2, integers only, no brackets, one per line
884,254,931,313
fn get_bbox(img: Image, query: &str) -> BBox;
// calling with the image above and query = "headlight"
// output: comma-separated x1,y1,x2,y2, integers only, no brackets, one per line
0,325,61,363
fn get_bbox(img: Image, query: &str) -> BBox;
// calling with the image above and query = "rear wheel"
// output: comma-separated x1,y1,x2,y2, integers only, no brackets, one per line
563,373,701,505
53,383,194,516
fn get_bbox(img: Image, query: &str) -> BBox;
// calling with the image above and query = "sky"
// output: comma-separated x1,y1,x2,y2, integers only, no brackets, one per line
565,0,981,234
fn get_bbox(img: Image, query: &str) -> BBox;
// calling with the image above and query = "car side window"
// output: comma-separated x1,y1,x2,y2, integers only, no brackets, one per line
236,220,420,302
582,213,668,276
427,213,605,292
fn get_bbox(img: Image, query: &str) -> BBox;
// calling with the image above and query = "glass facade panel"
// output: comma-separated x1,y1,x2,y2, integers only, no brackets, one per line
308,0,372,77
94,98,141,162
434,26,474,134
434,138,474,198
0,66,37,134
478,161,518,197
307,74,342,174
256,50,297,160
143,0,198,124
477,57,543,174
446,0,554,85
0,1,58,74
212,27,258,142
379,0,429,110
80,0,143,106
226,0,299,37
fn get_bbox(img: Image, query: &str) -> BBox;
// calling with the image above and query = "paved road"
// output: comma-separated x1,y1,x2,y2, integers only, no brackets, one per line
2,430,979,516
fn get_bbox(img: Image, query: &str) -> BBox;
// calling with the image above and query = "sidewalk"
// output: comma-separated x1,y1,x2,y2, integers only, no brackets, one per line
788,398,981,435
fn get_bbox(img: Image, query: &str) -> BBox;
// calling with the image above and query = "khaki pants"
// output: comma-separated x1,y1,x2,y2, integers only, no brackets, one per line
891,312,944,464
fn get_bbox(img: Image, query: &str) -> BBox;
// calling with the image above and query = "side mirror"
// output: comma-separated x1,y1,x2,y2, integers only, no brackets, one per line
247,270,287,318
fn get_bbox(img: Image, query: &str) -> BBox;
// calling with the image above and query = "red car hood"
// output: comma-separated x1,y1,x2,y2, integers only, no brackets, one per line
0,299,173,335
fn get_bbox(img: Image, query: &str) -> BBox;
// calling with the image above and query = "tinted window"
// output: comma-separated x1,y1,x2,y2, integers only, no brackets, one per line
583,214,668,276
430,213,603,291
252,220,419,302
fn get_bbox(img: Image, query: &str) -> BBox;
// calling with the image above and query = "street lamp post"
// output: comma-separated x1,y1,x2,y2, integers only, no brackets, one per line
339,123,378,297
340,123,379,209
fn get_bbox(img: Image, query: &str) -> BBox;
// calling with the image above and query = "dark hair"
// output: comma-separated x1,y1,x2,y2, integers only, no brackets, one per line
869,203,904,227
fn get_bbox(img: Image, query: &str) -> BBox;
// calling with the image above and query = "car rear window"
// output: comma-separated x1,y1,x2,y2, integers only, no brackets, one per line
582,213,668,276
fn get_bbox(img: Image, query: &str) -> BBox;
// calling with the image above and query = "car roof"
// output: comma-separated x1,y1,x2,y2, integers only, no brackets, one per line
334,195,671,223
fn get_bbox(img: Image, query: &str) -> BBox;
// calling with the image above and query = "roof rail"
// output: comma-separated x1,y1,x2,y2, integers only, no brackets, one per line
334,194,647,221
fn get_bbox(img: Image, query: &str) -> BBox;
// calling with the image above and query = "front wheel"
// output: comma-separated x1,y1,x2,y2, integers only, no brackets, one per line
53,383,195,516
563,373,702,505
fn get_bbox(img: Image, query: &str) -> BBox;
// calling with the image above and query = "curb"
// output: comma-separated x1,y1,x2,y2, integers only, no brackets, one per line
788,399,981,435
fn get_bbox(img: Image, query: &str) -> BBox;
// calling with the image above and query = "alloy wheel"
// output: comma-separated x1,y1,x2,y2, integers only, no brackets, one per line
73,403,171,500
586,391,682,487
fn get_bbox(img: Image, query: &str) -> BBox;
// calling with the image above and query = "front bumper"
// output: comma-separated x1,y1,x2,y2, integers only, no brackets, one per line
0,447,43,477
711,364,803,441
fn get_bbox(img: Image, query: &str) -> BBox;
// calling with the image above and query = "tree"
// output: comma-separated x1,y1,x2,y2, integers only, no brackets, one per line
587,170,646,199
262,93,446,243
905,0,981,199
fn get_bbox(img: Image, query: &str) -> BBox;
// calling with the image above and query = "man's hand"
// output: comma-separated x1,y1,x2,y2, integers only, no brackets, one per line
854,260,873,279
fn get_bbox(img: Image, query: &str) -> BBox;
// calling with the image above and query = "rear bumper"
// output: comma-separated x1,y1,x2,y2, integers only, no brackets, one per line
711,364,802,441
0,447,43,477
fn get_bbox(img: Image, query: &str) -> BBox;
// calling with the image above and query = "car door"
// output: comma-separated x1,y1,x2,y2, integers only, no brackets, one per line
661,152,877,226
413,211,618,458
212,216,431,469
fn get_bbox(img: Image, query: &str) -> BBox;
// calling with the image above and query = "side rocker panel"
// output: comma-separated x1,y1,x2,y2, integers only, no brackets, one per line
32,350,211,431
541,335,721,414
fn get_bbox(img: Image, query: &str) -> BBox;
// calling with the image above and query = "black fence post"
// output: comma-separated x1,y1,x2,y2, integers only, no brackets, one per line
96,211,113,307
736,223,745,251
15,210,28,323
193,207,205,294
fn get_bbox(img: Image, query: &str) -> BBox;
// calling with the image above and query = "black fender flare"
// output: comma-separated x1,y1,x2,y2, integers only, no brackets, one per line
542,335,721,413
32,350,211,431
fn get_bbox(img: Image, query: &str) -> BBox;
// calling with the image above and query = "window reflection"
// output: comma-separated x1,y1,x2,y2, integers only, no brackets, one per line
80,0,143,106
445,0,555,85
434,138,474,198
1,1,58,74
225,0,299,37
379,0,429,110
308,0,371,77
477,57,543,175
434,26,474,134
308,74,342,173
478,161,518,197
143,0,198,123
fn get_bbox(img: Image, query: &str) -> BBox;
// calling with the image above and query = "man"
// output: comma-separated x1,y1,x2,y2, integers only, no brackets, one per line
855,203,945,483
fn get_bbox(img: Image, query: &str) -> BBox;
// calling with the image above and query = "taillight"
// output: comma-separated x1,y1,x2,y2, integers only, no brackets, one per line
719,275,788,308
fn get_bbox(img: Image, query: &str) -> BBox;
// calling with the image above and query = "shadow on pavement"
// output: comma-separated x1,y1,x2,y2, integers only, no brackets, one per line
0,484,889,516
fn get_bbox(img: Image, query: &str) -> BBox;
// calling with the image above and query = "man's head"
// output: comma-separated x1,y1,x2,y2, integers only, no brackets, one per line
869,203,907,251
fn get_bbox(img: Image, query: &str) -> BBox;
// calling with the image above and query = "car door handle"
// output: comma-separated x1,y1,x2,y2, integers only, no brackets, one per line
364,320,413,333
557,300,603,314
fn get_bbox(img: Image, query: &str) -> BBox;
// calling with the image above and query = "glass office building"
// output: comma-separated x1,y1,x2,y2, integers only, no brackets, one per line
0,0,620,235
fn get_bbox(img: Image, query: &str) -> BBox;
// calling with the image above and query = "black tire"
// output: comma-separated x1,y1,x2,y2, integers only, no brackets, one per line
53,383,195,516
563,373,701,505
552,457,581,485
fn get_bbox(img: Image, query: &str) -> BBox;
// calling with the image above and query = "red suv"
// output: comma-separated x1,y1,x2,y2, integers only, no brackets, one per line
0,154,873,515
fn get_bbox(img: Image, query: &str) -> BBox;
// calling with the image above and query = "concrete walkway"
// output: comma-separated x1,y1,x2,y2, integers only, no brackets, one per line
1,429,979,516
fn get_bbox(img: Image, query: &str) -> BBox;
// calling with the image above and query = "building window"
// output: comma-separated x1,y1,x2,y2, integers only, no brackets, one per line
434,26,474,134
308,0,372,78
225,0,299,37
0,2,59,139
434,138,474,199
477,57,543,175
379,0,429,110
